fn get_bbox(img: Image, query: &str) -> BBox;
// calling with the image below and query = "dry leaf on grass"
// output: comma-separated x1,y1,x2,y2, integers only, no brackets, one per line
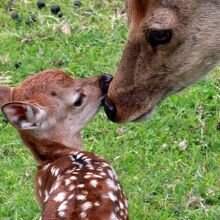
179,140,188,151
61,22,71,35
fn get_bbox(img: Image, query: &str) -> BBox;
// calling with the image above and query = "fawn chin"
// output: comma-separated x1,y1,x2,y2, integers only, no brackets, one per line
0,69,129,220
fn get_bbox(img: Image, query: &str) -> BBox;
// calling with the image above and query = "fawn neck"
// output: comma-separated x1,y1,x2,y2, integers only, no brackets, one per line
19,131,82,166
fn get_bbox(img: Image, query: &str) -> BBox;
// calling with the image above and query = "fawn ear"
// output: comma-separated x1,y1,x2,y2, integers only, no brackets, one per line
0,85,12,108
1,102,46,130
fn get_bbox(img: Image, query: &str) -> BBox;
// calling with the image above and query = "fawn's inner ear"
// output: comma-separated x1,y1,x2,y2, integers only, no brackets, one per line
1,102,46,130
0,85,12,107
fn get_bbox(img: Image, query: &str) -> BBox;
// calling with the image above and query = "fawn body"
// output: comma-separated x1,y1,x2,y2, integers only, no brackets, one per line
104,0,220,123
0,70,129,220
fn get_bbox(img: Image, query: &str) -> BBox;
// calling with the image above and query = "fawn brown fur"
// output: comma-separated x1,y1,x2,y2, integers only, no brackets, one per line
0,70,129,220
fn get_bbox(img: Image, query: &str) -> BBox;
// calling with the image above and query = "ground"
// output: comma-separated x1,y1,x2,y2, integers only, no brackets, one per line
0,0,220,219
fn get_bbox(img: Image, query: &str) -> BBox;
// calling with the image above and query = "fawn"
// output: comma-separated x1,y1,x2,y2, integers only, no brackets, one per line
0,70,129,220
105,0,220,123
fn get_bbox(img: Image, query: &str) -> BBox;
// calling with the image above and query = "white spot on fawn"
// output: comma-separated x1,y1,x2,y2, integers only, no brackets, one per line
119,201,124,209
42,163,50,171
87,164,94,170
67,194,75,201
65,179,71,186
76,194,87,201
84,175,92,179
38,177,42,186
58,211,65,218
66,170,72,174
94,201,100,207
106,179,115,189
51,181,60,193
54,192,66,203
79,212,87,219
77,184,85,188
58,201,67,215
116,183,121,191
69,185,75,191
51,166,56,175
90,179,98,188
120,211,124,216
51,167,59,177
70,176,77,181
107,169,114,179
76,153,84,159
44,190,49,203
99,172,106,176
125,199,128,209
93,174,102,179
85,158,92,163
54,168,60,176
102,162,110,168
81,201,92,211
39,190,42,198
108,192,117,202
110,213,119,220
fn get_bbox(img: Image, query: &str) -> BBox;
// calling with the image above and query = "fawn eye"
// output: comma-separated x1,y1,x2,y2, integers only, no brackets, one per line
73,94,85,107
148,29,173,47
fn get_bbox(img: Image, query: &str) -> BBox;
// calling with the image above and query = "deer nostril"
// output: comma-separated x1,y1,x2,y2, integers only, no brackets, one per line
104,98,117,122
100,73,113,94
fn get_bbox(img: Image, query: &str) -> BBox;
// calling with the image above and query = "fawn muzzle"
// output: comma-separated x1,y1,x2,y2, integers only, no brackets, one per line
100,73,113,94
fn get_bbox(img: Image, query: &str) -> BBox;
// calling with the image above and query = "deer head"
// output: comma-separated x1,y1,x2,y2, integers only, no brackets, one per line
104,0,220,123
0,70,112,154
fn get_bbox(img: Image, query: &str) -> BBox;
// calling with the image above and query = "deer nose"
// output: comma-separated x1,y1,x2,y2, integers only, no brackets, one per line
104,98,117,122
100,73,113,94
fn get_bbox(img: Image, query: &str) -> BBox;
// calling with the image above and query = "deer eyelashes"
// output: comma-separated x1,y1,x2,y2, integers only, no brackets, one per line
148,29,173,47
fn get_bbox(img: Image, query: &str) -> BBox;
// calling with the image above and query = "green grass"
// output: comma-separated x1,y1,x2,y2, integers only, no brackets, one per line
0,0,220,219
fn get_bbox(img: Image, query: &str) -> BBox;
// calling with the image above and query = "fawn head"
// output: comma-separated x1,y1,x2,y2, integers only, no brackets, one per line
104,0,220,123
0,70,112,149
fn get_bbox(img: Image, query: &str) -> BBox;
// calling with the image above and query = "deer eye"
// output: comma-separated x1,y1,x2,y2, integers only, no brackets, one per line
148,29,173,47
73,94,85,107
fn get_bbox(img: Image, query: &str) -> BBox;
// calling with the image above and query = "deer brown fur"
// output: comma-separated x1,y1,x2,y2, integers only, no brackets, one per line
105,0,220,123
0,70,129,220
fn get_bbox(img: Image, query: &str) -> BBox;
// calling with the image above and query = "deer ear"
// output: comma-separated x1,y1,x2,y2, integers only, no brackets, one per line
1,102,46,130
0,85,12,108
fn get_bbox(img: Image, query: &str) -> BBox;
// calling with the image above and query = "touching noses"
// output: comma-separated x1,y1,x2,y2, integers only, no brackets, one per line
100,74,117,122
100,73,113,94
104,98,117,122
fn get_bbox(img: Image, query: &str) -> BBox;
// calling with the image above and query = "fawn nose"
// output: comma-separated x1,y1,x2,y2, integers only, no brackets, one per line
104,98,117,122
100,74,113,94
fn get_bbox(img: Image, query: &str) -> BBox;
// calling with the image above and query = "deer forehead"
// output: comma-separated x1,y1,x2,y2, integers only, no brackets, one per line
128,0,201,28
142,8,177,30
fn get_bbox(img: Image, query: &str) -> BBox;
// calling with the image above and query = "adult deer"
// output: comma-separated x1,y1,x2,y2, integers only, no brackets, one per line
0,70,129,220
104,0,220,123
